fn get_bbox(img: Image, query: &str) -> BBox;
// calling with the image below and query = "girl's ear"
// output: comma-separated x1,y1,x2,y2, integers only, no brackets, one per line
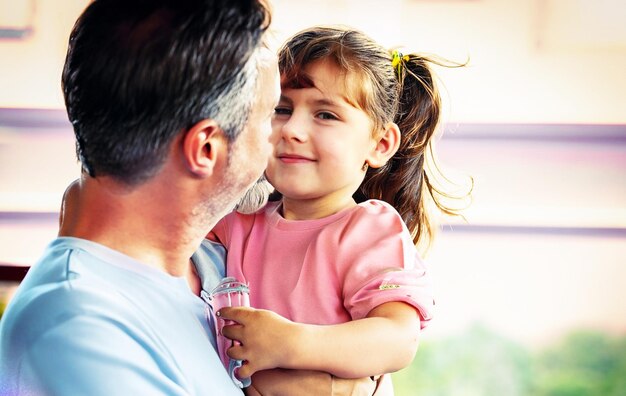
366,122,401,168
182,119,227,177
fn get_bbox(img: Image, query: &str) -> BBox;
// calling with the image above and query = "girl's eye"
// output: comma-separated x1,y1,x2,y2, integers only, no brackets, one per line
274,107,292,116
317,112,338,121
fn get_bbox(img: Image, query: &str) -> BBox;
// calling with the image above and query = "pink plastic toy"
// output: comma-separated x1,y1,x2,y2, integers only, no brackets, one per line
209,277,251,388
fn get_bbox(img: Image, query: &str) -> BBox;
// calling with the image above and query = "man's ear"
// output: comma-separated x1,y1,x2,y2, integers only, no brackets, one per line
182,119,228,177
366,122,401,168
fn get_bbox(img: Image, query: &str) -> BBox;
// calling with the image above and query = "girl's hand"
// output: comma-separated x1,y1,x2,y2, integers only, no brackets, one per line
219,301,420,379
218,307,300,378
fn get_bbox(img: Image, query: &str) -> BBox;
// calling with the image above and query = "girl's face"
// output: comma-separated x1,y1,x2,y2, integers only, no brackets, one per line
268,59,378,211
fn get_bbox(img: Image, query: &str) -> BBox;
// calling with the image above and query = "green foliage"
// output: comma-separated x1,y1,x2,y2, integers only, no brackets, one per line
531,331,626,396
392,325,626,396
392,324,532,396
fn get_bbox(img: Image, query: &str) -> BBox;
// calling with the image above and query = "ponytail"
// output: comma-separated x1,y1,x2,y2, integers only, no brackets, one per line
359,53,470,249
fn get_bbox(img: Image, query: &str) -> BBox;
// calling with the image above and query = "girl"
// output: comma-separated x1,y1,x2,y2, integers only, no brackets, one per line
210,26,468,395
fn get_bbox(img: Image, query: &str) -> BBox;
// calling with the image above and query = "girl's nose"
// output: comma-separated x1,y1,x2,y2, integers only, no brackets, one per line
278,113,308,143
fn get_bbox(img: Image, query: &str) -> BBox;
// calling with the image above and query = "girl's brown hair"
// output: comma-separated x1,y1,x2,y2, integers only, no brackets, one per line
277,26,471,248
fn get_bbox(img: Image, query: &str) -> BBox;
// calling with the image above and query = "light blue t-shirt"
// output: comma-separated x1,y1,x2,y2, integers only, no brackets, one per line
0,237,241,395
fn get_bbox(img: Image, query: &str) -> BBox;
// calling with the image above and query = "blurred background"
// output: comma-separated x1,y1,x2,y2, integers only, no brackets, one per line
1,0,625,394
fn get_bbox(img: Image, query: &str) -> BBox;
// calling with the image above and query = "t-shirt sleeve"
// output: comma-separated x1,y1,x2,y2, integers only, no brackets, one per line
19,317,190,395
340,202,435,329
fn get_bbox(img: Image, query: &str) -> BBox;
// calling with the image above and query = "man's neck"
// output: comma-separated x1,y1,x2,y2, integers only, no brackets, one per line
60,176,207,277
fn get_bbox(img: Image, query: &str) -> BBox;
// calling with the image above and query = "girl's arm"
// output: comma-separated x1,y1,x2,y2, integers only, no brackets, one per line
219,301,421,379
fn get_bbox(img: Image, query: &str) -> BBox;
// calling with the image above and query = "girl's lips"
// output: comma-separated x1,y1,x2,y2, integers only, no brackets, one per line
277,154,314,164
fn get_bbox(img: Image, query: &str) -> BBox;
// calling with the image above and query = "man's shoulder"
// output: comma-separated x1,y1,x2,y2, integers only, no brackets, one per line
0,270,125,395
0,266,130,346
0,239,146,351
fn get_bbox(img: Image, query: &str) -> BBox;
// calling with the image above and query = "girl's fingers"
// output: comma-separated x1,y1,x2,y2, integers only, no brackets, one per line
220,323,244,340
217,306,254,323
226,344,246,361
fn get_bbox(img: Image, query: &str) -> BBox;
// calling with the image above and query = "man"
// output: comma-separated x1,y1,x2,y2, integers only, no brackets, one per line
0,0,279,394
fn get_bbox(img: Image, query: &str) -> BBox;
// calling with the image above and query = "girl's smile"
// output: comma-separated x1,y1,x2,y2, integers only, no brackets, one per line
267,58,378,219
277,153,316,164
